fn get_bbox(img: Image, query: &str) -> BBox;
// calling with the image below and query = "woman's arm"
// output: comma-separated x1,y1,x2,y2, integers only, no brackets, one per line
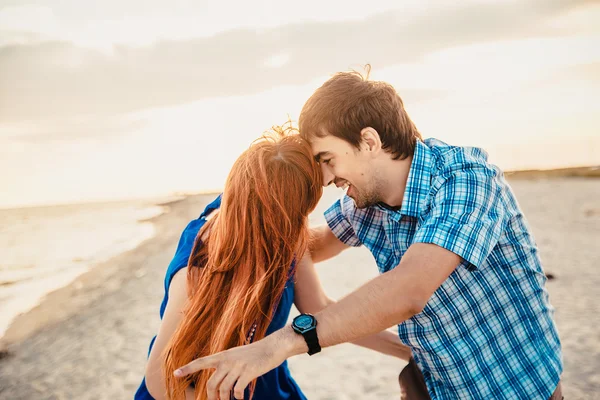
293,253,411,361
145,268,196,400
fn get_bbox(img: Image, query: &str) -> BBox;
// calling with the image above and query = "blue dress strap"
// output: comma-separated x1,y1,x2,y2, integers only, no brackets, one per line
199,194,222,219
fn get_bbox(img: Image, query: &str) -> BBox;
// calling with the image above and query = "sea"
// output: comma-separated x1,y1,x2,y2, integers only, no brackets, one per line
0,198,177,339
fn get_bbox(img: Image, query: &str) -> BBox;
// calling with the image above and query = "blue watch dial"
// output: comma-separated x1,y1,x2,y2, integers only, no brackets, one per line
295,315,313,329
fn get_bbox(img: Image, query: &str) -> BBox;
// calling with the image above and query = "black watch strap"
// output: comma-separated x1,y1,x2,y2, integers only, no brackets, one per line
304,328,321,356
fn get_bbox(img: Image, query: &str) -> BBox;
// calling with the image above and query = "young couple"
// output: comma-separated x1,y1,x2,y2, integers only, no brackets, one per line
136,67,563,400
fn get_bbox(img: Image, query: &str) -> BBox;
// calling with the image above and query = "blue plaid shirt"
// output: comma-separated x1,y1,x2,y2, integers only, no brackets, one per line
325,138,562,399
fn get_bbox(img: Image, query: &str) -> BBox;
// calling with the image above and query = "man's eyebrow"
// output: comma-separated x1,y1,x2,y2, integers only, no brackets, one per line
314,151,331,162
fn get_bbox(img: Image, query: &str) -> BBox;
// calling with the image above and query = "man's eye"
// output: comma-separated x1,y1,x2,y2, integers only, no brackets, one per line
322,159,332,165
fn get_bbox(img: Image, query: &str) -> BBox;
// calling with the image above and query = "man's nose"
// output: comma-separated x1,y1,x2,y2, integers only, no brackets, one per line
321,164,335,187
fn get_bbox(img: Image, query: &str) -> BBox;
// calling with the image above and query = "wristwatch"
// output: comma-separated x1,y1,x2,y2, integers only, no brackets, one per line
292,313,321,356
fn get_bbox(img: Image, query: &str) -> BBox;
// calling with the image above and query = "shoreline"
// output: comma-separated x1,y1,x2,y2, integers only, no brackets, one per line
504,165,599,179
0,194,216,352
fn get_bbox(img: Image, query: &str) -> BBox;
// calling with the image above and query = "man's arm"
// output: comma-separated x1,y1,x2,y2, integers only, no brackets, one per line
295,243,459,348
293,252,411,360
308,224,350,263
174,242,460,400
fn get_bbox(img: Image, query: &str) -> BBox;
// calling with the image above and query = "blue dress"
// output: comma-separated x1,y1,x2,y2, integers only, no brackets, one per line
135,195,306,400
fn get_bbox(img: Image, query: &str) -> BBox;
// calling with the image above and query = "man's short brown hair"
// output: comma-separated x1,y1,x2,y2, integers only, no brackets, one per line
299,65,422,160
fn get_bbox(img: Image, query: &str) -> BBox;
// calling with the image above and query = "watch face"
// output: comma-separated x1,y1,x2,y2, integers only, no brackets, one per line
294,315,314,329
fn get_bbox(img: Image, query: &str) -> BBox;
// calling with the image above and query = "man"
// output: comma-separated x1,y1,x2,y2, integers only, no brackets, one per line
174,67,563,399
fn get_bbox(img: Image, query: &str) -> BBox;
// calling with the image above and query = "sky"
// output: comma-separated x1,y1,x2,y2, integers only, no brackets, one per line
1,0,599,208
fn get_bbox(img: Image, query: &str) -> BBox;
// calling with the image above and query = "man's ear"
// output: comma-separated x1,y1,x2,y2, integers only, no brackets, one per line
360,127,383,154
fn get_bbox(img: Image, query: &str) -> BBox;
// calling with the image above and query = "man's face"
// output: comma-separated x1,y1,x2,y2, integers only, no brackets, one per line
310,134,382,209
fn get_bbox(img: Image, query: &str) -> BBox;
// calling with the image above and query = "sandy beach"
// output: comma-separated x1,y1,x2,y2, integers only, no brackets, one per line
0,176,598,399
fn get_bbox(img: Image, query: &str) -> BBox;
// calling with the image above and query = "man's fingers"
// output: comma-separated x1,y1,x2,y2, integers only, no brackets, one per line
206,368,228,400
174,355,218,378
218,369,241,400
233,373,252,400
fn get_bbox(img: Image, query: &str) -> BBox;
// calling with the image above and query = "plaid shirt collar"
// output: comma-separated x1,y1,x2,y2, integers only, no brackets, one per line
376,140,433,219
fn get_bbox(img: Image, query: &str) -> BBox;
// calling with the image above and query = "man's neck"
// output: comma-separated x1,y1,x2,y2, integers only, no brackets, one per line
379,155,412,208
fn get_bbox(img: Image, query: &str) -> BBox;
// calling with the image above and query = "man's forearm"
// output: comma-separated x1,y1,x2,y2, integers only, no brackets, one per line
318,267,420,347
276,243,459,359
277,265,423,358
308,294,411,360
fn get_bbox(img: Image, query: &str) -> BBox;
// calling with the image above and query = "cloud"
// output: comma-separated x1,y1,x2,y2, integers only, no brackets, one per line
550,61,600,82
1,116,146,144
0,0,592,123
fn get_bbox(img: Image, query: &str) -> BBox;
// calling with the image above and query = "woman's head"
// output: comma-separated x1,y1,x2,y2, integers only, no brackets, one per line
163,124,322,399
219,124,323,268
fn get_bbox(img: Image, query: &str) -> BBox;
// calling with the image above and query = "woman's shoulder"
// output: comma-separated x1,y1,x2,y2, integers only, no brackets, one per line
168,267,189,300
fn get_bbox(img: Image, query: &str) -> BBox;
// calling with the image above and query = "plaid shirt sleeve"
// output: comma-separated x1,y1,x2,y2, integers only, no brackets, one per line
324,195,363,247
412,164,506,269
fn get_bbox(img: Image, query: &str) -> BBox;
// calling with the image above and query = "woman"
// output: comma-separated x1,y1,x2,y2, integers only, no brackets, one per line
136,126,409,400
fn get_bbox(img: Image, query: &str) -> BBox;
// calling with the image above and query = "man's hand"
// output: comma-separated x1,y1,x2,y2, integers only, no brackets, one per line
174,327,306,400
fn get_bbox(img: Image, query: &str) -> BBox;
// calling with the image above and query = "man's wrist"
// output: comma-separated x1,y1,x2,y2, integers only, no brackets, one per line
276,325,309,358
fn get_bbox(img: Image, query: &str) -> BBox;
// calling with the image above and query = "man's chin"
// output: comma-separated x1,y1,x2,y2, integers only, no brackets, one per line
348,194,378,209
343,187,370,209
348,195,369,209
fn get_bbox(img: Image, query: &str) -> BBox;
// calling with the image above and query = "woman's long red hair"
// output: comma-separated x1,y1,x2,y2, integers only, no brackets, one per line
163,125,322,399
